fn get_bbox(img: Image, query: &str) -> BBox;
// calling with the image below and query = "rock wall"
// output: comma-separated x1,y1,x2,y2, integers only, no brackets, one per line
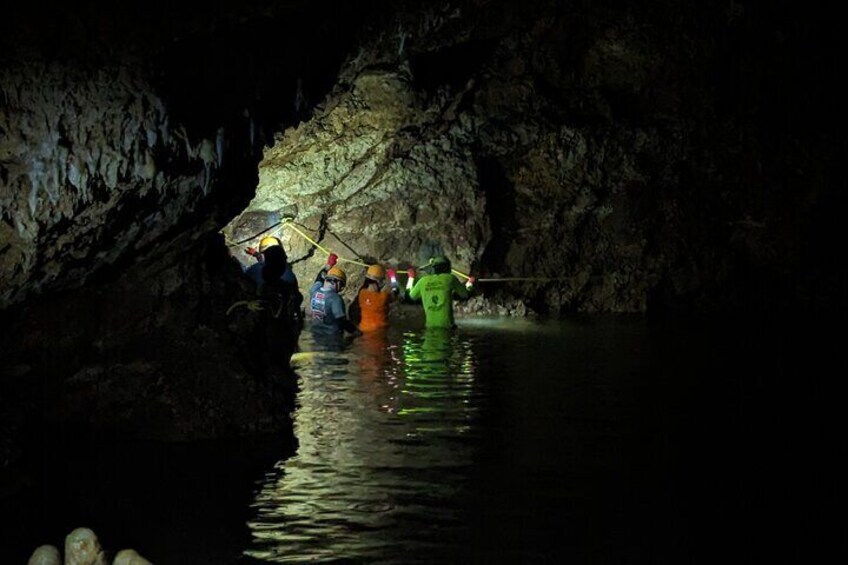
0,60,238,309
230,64,489,277
226,0,843,315
0,48,287,466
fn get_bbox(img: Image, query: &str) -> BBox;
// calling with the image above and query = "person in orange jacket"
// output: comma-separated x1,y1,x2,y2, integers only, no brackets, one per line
353,264,399,332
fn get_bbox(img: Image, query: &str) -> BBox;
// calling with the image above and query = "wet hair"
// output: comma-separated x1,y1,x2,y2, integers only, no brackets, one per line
261,245,288,283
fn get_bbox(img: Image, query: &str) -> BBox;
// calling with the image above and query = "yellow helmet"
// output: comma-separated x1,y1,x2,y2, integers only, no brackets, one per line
259,236,282,253
326,266,347,286
366,264,385,281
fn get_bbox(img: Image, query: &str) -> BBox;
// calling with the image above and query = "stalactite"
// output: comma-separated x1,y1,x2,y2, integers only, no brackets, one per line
145,126,157,148
159,116,170,146
199,138,216,196
397,25,408,56
105,158,119,189
294,77,304,114
202,162,212,196
27,163,43,218
46,160,60,205
216,126,225,168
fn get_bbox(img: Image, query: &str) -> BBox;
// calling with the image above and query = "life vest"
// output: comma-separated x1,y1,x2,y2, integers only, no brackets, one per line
309,283,346,333
358,288,392,331
311,290,329,322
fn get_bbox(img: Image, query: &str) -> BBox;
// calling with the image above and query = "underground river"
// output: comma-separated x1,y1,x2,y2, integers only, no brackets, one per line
3,315,826,563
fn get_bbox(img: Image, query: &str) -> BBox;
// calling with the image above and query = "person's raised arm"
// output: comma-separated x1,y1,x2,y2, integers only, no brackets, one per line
314,253,339,283
404,268,420,302
452,274,474,299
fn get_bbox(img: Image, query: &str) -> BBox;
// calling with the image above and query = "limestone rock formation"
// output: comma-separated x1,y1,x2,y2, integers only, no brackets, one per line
0,61,230,310
226,1,840,315
27,545,60,565
25,531,151,565
64,528,106,565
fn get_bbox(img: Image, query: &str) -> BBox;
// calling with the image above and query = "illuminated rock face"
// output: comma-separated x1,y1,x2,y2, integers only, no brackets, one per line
227,2,839,315
229,12,665,313
219,12,645,313
230,66,488,292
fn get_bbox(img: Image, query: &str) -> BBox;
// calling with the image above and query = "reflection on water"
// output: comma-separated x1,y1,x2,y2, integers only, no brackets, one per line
246,327,481,563
243,315,811,564
244,318,674,563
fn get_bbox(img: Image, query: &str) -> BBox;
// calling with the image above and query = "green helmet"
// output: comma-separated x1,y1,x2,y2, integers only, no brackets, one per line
430,255,451,273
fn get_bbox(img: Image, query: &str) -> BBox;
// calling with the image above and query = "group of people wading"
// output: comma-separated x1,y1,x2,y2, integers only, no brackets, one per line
235,234,476,348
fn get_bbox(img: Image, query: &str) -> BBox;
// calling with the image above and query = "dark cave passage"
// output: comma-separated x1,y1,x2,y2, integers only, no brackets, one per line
477,156,516,276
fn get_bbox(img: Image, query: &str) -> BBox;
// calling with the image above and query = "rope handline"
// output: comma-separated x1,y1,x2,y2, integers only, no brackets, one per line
226,300,265,316
283,220,331,255
412,261,470,280
287,215,329,265
285,221,371,268
476,277,567,282
227,218,562,285
341,258,371,268
327,228,369,264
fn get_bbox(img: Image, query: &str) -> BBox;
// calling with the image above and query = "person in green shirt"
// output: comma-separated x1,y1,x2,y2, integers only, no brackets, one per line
407,255,475,328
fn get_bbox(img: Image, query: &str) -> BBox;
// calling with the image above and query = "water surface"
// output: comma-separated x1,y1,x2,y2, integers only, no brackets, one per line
3,315,827,563
247,318,688,563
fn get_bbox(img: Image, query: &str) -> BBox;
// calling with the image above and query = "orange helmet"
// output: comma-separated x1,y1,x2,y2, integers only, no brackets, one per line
366,264,386,281
259,236,282,253
326,266,347,288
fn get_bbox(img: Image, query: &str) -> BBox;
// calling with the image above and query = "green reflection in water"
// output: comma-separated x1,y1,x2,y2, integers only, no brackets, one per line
244,326,480,563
